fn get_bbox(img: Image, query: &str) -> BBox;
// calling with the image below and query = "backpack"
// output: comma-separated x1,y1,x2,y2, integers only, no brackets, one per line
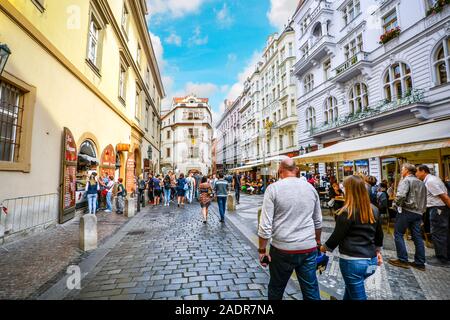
139,179,146,190
164,178,171,190
183,181,189,191
377,191,388,213
118,184,127,197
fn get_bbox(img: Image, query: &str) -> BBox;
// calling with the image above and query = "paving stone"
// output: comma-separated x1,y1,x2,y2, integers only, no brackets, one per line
220,291,240,299
182,282,201,289
201,293,219,300
239,290,263,298
153,291,176,299
192,287,210,295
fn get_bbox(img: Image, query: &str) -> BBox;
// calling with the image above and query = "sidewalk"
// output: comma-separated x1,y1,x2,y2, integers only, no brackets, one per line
227,194,450,300
0,210,130,300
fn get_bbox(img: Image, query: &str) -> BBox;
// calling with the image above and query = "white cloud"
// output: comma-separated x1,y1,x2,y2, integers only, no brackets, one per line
225,51,262,102
184,82,219,97
149,32,166,69
165,32,182,46
189,26,208,46
147,0,206,18
267,0,298,30
215,3,234,28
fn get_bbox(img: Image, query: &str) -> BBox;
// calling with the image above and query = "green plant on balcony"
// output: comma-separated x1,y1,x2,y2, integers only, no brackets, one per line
379,27,401,45
427,0,450,16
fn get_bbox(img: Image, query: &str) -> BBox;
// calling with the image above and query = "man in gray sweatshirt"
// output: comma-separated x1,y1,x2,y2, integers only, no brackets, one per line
258,158,322,300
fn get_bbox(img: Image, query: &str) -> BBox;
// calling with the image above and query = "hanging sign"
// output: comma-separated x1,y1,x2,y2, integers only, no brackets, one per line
59,127,78,223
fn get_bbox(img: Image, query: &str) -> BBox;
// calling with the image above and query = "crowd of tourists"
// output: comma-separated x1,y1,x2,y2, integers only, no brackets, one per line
258,159,450,301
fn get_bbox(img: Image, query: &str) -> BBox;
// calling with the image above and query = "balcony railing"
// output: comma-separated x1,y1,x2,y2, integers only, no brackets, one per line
310,89,425,135
335,51,369,76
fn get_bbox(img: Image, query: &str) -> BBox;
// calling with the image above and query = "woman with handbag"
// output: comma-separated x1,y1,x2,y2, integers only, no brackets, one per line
320,175,384,300
199,176,213,224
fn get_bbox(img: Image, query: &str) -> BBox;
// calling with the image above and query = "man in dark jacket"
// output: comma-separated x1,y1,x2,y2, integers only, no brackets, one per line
389,163,427,271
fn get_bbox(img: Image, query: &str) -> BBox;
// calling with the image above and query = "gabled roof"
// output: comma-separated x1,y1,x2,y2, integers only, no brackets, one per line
173,95,209,104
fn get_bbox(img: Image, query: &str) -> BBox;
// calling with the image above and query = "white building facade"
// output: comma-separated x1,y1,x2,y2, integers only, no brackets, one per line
216,99,241,172
216,22,299,174
293,0,450,181
160,95,213,175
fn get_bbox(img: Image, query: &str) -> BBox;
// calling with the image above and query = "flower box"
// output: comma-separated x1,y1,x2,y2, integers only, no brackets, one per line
426,0,450,16
379,27,401,45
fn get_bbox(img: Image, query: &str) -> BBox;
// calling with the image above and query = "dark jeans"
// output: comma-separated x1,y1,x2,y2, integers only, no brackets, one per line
429,206,449,260
217,197,227,221
394,210,426,265
339,257,378,300
268,246,320,300
235,188,240,203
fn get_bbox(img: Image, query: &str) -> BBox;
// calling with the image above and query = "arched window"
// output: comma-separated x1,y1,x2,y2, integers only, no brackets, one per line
434,38,450,85
324,97,338,124
348,83,369,113
383,62,412,101
305,107,316,130
304,74,314,93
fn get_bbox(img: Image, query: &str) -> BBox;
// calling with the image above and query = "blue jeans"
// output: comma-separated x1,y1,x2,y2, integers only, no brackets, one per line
217,196,227,221
268,246,320,300
87,194,97,214
394,210,426,265
339,257,378,300
186,187,194,203
106,192,112,211
163,189,171,205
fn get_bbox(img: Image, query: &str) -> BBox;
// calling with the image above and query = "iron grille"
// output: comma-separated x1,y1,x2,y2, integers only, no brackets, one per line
0,81,24,163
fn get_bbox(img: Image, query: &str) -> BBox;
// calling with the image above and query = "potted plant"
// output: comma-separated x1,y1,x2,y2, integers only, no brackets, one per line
379,27,401,45
427,0,450,16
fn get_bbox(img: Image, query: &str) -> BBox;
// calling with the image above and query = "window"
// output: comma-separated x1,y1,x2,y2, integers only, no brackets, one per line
344,33,363,60
121,3,129,37
324,97,338,124
137,44,142,68
288,43,293,57
324,59,331,80
146,67,150,88
383,10,398,32
87,15,101,67
32,0,46,12
305,107,316,130
303,74,314,93
118,63,127,102
343,0,361,25
384,62,412,101
434,38,450,85
349,83,369,113
167,148,171,158
279,135,284,150
144,103,149,132
167,130,171,139
0,81,24,162
135,86,142,121
189,147,199,158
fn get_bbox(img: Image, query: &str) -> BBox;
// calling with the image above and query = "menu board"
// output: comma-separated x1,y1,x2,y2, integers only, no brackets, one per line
59,128,78,223
100,145,116,178
126,153,136,194
63,166,76,209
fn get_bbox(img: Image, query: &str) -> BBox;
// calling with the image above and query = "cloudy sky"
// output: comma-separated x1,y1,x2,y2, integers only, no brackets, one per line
146,0,298,124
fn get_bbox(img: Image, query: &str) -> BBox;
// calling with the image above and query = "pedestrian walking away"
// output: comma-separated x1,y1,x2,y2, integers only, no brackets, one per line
186,173,196,204
389,163,427,271
214,173,228,222
116,178,126,214
85,173,100,214
416,165,450,265
258,158,322,301
176,174,187,207
138,174,146,208
153,175,162,206
233,172,242,205
163,174,171,207
199,176,213,223
321,175,384,300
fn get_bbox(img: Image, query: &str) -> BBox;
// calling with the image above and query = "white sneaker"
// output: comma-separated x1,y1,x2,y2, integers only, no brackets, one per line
104,210,112,213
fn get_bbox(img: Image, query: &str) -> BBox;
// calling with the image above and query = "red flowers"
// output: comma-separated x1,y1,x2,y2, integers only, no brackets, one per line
379,27,401,45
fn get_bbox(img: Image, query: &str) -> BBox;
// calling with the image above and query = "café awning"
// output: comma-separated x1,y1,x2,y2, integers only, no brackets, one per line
293,119,450,164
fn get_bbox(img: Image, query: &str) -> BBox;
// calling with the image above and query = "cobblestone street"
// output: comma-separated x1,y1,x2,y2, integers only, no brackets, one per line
51,201,300,300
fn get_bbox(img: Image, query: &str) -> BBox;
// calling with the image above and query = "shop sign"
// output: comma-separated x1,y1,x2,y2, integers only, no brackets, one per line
355,160,369,166
126,153,136,194
59,128,77,224
343,161,354,166
100,145,116,177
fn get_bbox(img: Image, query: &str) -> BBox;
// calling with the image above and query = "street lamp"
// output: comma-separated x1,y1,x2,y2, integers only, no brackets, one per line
299,146,305,156
0,44,11,76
